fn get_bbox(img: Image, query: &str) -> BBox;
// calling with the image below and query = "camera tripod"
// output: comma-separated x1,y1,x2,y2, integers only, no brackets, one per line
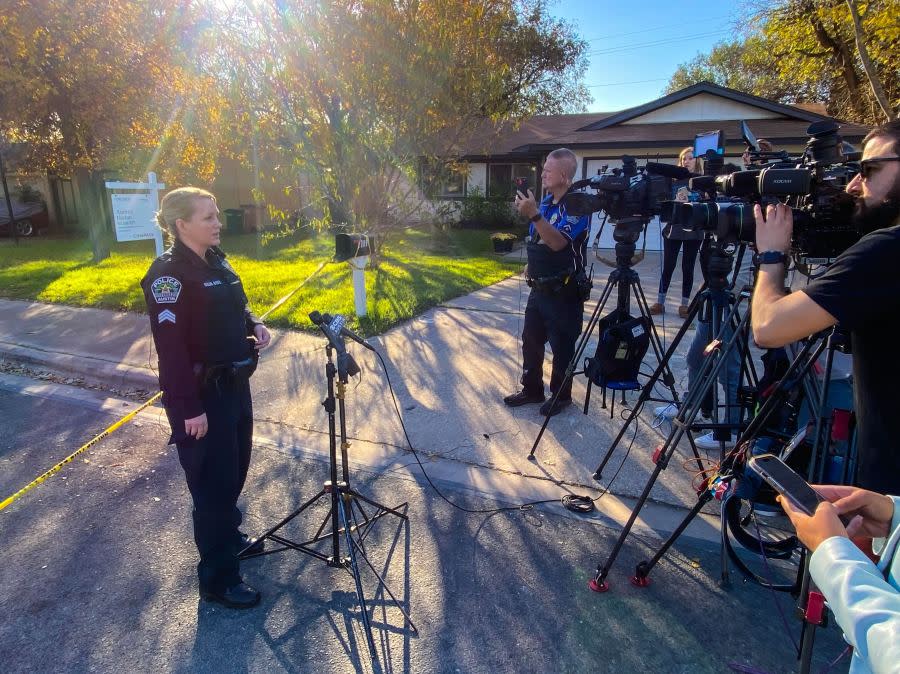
591,242,754,480
527,220,689,461
588,244,757,592
589,318,855,674
239,341,416,666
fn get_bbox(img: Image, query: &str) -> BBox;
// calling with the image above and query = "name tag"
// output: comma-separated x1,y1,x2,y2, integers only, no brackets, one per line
203,280,223,287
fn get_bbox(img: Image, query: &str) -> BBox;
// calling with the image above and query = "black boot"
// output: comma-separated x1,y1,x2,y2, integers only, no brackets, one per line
200,581,261,609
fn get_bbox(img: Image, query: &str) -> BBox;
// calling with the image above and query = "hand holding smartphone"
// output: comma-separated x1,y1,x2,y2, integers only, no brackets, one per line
748,454,852,525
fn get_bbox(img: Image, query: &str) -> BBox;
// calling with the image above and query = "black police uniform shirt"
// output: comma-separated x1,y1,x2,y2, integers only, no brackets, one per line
530,194,590,274
141,238,261,425
802,222,900,493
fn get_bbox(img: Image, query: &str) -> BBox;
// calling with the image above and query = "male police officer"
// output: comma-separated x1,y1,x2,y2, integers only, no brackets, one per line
752,120,900,494
504,148,590,417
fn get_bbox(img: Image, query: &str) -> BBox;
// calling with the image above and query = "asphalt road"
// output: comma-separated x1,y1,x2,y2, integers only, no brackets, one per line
0,378,847,674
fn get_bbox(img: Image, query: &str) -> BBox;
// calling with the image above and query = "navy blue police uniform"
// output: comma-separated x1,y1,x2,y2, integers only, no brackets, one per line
520,194,590,408
141,238,262,596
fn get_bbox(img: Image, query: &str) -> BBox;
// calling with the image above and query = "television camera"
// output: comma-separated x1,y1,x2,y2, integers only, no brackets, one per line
662,120,863,263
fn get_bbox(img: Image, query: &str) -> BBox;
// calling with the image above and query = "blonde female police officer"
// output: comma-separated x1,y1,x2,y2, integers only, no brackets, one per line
142,187,271,609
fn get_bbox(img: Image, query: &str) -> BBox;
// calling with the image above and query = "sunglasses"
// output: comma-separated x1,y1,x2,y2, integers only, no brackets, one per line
859,156,900,180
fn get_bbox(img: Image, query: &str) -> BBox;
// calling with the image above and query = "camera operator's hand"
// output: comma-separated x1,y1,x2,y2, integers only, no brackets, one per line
753,202,792,253
813,485,895,540
515,189,539,219
778,496,847,553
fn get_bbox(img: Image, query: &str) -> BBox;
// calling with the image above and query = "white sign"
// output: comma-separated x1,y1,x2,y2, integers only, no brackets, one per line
106,172,165,256
111,193,157,242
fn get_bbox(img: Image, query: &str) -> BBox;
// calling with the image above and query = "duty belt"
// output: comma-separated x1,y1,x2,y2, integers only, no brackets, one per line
526,270,574,294
194,354,258,387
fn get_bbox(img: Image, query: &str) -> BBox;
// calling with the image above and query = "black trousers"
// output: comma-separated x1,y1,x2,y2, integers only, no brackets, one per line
521,289,584,400
173,378,253,592
658,237,702,299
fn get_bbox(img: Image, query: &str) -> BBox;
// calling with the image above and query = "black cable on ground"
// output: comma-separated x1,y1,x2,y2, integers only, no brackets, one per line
372,348,603,516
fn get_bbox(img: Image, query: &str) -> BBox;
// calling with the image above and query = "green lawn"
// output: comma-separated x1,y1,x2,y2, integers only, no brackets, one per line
0,229,521,335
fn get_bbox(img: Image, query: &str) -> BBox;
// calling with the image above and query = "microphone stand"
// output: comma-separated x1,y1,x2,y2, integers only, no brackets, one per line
240,314,416,666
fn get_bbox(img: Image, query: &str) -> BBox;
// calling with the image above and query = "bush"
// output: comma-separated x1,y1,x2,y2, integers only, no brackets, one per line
457,187,518,230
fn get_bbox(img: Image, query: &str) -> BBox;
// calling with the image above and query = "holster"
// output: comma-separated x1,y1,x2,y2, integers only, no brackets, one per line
526,270,573,295
195,350,259,388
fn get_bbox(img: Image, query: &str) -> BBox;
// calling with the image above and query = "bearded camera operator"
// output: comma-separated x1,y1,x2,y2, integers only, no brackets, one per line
752,120,900,495
503,148,590,417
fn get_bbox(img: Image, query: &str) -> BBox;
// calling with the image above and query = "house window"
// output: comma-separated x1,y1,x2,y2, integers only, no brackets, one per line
421,161,467,198
487,163,537,198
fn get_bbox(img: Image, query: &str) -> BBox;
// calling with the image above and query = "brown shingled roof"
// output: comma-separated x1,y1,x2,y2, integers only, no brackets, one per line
449,82,870,159
454,116,869,158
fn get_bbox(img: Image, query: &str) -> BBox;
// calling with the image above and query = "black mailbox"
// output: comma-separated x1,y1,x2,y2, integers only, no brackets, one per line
335,233,371,262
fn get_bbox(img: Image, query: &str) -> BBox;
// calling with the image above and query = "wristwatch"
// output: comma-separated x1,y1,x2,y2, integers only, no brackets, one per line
529,212,542,223
753,250,787,265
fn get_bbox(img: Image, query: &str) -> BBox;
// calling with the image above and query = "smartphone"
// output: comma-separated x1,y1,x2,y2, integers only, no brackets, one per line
740,120,760,152
747,453,824,516
514,177,530,195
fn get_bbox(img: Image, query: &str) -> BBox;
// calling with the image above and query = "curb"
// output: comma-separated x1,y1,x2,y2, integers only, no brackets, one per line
0,340,158,392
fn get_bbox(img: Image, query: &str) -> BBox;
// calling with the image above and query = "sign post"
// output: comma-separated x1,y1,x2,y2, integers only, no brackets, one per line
105,172,166,256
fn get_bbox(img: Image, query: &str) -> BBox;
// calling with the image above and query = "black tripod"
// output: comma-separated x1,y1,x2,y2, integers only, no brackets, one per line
592,242,755,481
527,220,685,460
590,324,855,673
588,242,758,590
240,340,416,666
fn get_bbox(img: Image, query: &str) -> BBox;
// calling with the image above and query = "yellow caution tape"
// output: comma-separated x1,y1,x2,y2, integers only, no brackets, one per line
0,391,163,512
1,260,330,513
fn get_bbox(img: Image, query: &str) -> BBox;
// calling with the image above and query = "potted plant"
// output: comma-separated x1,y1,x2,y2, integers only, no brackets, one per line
490,231,517,253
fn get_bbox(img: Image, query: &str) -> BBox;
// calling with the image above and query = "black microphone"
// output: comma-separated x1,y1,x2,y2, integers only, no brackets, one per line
645,162,693,180
323,313,374,351
308,310,346,353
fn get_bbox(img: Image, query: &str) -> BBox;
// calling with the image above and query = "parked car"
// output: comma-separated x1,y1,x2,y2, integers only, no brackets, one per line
0,200,45,237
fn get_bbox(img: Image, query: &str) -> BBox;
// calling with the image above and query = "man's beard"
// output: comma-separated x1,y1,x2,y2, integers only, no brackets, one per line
852,185,900,234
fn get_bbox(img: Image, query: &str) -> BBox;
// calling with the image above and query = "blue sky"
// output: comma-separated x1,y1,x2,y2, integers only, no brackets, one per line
550,1,748,112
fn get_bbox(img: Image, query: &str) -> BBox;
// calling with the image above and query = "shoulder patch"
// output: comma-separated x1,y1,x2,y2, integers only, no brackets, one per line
158,309,176,324
150,276,182,304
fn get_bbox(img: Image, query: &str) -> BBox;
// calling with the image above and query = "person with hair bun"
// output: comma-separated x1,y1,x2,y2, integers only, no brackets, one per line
141,187,271,609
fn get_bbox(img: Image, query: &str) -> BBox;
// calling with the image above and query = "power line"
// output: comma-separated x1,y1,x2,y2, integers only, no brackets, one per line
586,78,670,88
582,15,735,42
586,29,732,57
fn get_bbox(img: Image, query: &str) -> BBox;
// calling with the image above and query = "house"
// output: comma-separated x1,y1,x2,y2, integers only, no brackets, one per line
439,82,870,250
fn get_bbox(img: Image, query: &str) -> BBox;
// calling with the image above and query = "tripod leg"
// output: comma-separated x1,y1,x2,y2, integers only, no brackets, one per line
337,492,379,665
345,498,419,634
630,492,714,586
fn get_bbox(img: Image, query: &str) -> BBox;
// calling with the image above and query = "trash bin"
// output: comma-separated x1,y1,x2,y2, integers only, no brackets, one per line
224,209,244,234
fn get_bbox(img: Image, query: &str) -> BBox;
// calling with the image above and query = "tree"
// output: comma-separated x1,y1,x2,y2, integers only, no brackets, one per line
0,0,240,258
213,0,588,249
666,0,898,124
845,0,895,120
665,35,825,103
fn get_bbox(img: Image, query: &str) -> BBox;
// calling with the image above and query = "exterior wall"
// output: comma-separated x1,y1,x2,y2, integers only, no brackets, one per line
622,93,785,124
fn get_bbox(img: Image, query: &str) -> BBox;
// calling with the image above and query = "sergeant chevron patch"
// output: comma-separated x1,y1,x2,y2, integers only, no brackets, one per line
158,309,176,324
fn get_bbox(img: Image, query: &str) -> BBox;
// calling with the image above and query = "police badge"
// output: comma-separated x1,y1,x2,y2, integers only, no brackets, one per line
151,276,182,304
